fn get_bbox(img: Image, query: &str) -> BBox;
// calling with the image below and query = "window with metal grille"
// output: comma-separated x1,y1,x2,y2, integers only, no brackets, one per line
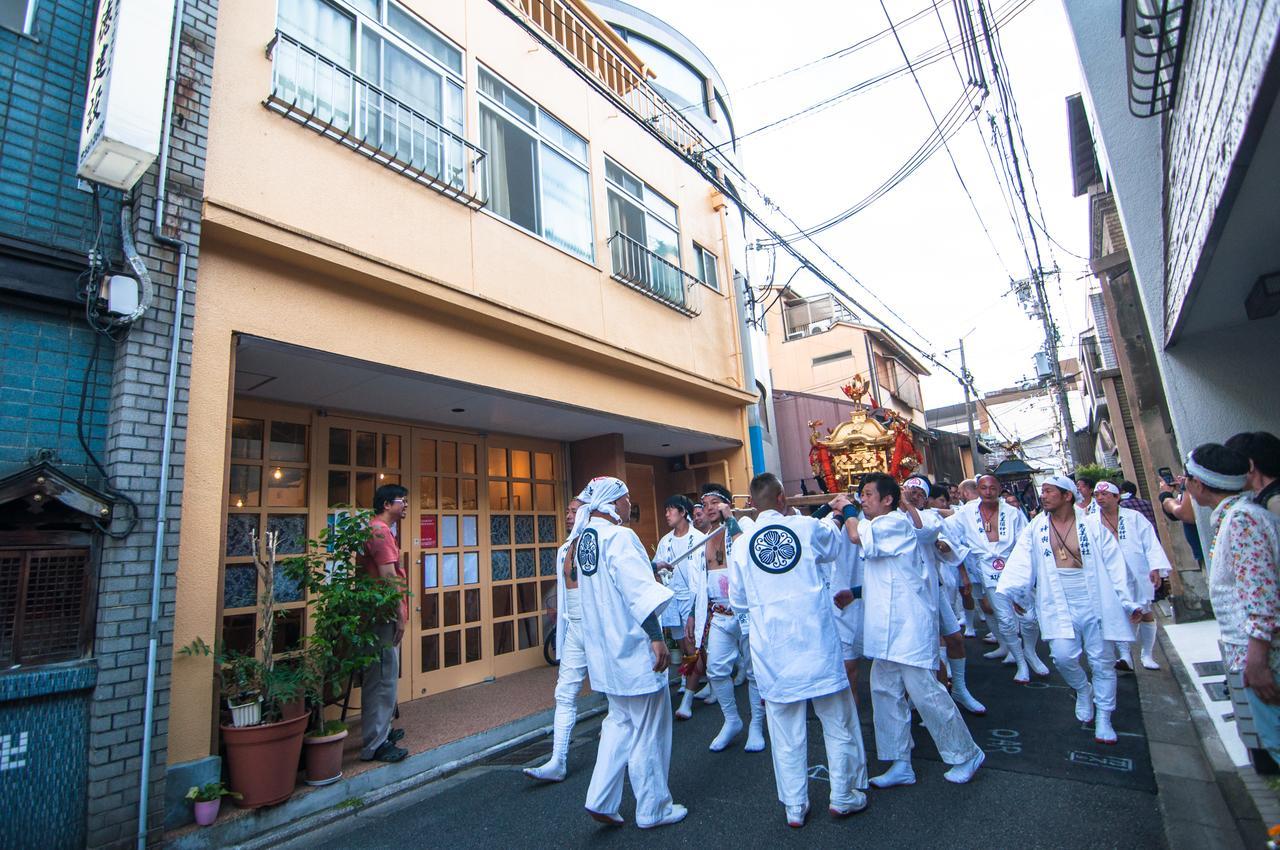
0,549,93,667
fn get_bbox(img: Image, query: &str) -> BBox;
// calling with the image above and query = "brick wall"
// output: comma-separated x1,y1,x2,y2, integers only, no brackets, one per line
82,0,220,845
0,0,120,255
1163,0,1280,335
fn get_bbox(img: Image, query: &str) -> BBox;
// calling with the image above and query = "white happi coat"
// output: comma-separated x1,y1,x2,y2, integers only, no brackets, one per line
995,508,1138,642
575,517,674,697
859,510,939,670
955,500,1027,587
553,538,574,661
825,514,863,648
728,510,847,703
937,511,971,596
654,526,705,627
1101,507,1172,606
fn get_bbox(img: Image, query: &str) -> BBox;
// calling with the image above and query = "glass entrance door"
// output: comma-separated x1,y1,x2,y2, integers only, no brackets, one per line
411,430,488,696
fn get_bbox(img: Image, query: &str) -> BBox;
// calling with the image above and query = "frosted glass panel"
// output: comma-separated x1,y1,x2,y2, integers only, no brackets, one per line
423,554,438,589
462,515,478,547
442,553,459,586
463,552,479,584
442,515,459,548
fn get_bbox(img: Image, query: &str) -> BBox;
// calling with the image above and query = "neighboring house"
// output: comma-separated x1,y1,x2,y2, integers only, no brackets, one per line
1062,2,1280,612
0,0,212,846
165,0,765,814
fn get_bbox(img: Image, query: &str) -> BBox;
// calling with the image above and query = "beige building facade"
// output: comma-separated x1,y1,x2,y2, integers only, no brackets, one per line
170,0,757,770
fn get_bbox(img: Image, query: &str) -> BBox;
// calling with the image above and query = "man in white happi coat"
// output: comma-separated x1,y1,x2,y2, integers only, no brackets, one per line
688,483,766,752
953,475,1049,683
723,473,869,827
825,507,864,699
569,476,687,828
524,498,585,782
654,495,708,719
901,477,986,715
996,475,1142,744
1093,480,1172,671
838,473,985,789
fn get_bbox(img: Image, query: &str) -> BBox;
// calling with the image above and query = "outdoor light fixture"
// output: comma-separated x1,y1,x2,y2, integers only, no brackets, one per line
273,468,283,480
1245,271,1280,320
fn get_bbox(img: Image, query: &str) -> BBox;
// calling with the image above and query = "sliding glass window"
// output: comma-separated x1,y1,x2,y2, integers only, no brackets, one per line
605,158,683,301
478,67,594,262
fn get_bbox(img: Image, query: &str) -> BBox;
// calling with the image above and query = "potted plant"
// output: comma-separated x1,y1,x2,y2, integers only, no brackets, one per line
185,782,240,826
179,529,311,808
285,510,408,786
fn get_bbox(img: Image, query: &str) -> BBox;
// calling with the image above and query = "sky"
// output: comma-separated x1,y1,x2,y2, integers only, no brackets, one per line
628,0,1093,411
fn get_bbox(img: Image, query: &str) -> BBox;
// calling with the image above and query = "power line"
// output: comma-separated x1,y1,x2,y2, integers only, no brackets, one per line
878,0,1013,278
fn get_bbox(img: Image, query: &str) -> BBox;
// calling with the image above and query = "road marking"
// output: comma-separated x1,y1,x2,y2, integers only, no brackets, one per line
807,764,829,783
982,728,1022,754
1068,750,1133,772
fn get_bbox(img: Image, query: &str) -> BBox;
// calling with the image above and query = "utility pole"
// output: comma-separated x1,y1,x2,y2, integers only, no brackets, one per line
958,338,980,477
1031,271,1076,471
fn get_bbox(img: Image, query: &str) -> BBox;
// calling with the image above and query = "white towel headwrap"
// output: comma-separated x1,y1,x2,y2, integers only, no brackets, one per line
1044,474,1079,499
567,475,630,544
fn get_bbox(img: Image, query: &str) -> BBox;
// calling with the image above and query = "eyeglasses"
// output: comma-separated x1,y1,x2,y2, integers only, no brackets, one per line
392,498,409,506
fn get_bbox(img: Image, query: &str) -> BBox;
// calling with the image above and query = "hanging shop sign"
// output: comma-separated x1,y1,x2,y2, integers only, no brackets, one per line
77,0,176,190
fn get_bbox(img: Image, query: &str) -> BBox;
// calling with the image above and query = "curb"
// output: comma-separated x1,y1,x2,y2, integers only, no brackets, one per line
1153,627,1266,848
165,691,608,850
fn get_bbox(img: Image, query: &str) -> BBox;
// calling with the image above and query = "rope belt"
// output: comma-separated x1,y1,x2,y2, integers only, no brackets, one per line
679,601,721,677
711,603,735,617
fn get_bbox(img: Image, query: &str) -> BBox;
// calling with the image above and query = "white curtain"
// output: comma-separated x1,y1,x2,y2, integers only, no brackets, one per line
539,147,592,260
278,0,354,130
480,107,511,218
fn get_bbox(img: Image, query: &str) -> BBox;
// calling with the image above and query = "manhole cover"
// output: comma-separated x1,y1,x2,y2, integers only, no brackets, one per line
477,739,554,766
1193,661,1225,677
1203,681,1230,703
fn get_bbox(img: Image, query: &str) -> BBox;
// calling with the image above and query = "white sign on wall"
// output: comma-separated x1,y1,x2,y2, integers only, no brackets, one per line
76,0,177,191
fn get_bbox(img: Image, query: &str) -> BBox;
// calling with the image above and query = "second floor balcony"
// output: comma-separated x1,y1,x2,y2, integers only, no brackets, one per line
266,29,488,209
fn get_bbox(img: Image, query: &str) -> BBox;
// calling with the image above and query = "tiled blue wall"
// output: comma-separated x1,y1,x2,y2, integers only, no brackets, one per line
0,0,120,255
0,303,113,487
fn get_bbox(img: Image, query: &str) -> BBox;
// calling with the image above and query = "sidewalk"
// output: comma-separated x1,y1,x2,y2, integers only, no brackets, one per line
165,665,604,849
1147,616,1277,848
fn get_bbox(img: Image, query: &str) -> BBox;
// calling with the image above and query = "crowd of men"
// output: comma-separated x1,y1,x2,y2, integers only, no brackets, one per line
517,453,1223,829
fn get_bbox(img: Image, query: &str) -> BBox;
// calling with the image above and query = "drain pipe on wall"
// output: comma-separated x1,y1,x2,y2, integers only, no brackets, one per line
137,0,188,845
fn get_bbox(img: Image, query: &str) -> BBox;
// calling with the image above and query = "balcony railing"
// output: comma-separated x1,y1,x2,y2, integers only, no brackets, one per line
265,30,487,209
509,0,708,158
607,231,701,317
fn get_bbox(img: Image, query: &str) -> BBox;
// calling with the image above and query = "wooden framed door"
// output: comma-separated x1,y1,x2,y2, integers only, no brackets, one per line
315,416,413,703
410,429,488,696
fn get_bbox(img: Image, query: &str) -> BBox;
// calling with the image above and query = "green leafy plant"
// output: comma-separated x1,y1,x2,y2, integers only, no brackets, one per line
284,510,409,735
185,782,241,803
1074,463,1123,486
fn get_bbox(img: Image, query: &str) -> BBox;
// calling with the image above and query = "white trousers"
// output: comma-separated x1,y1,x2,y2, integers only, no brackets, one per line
1049,614,1118,712
550,613,588,760
585,689,677,827
871,659,981,765
765,689,868,808
706,611,752,682
989,583,1036,646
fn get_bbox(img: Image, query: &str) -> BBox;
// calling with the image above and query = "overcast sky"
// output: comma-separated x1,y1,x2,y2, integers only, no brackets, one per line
631,0,1092,410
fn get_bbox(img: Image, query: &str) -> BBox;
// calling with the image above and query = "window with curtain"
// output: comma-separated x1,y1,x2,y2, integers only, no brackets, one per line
605,158,683,300
694,243,719,290
479,68,594,261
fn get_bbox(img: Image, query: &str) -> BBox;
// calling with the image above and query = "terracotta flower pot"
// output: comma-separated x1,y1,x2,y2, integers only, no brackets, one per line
303,727,349,786
193,799,221,826
281,698,307,721
221,712,309,808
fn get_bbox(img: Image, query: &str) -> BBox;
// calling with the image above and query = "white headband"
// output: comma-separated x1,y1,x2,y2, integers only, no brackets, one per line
1186,452,1248,491
903,477,929,492
1045,474,1078,499
1094,480,1120,496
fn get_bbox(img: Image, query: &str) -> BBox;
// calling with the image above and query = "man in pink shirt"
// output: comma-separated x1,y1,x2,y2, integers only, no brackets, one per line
357,484,409,762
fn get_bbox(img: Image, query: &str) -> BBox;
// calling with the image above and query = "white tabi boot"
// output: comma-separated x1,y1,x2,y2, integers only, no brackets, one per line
523,711,573,781
1139,622,1161,670
943,749,985,784
1094,709,1117,744
675,685,696,721
708,677,742,751
1114,641,1134,672
869,760,916,788
733,664,748,687
983,637,1009,660
785,803,810,828
963,608,978,638
694,683,717,704
950,657,987,715
1005,636,1030,683
744,681,767,752
1021,621,1051,677
1074,683,1095,723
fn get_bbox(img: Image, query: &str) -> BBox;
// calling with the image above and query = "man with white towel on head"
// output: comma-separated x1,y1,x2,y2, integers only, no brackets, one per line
568,476,687,829
839,472,985,790
719,473,869,828
995,475,1141,744
1092,479,1171,671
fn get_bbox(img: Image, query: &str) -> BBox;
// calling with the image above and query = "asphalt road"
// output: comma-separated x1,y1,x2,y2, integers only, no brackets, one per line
283,638,1165,849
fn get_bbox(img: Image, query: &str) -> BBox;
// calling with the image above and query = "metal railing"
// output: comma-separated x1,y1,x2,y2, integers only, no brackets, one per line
1125,0,1190,118
607,231,701,316
509,0,709,157
265,30,487,209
